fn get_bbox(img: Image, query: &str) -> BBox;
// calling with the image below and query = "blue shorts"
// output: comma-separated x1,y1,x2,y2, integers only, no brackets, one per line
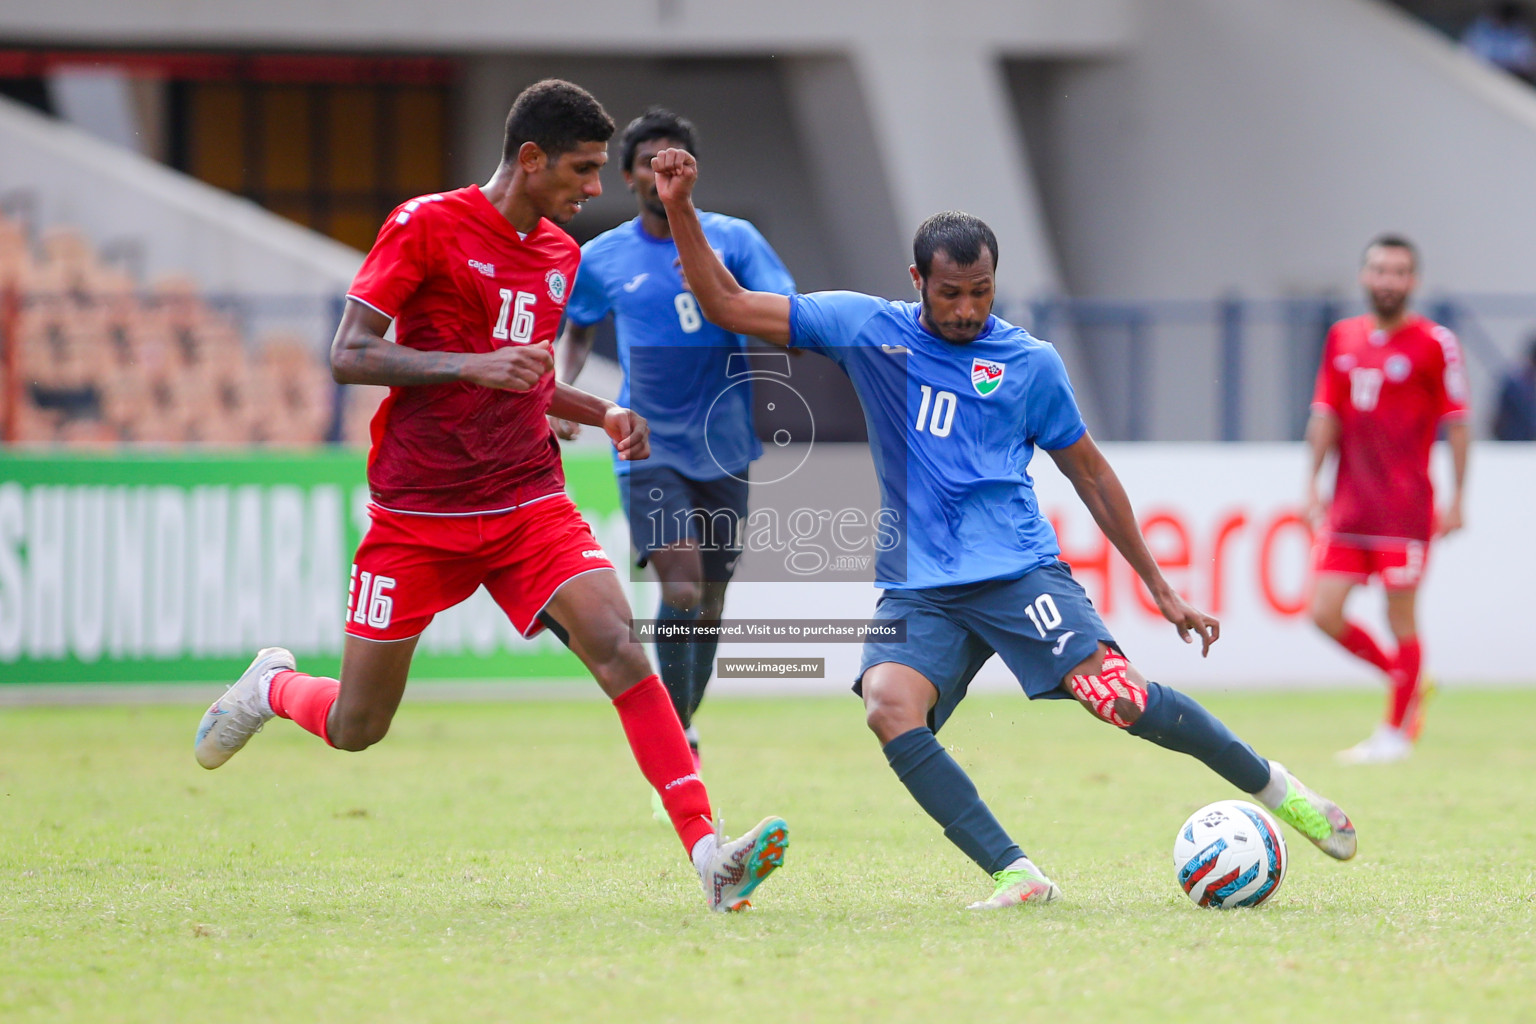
855,561,1117,732
619,464,749,582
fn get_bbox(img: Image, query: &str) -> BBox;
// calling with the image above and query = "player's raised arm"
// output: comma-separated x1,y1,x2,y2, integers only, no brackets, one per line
652,148,791,346
1047,433,1220,656
331,299,554,390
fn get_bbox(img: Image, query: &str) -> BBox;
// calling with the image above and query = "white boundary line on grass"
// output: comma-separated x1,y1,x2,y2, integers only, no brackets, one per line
3,675,1519,708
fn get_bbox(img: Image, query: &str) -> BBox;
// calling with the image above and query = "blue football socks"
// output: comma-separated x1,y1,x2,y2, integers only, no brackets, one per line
883,727,1025,875
655,598,700,727
1127,682,1272,793
685,628,719,721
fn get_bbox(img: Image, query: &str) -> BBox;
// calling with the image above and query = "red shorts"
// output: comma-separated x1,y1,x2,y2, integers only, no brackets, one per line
346,493,615,642
1313,533,1429,590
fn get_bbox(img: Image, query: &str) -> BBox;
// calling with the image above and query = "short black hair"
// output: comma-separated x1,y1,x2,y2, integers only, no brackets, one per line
1363,233,1418,271
502,79,615,164
913,212,999,278
619,107,698,173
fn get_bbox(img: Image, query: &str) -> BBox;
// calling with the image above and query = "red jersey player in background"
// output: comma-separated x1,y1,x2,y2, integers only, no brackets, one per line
1305,235,1471,765
193,80,788,912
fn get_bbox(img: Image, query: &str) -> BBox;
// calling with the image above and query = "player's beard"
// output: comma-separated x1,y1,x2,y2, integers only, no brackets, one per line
1370,290,1408,322
934,320,984,343
919,289,987,344
547,193,586,225
640,192,668,221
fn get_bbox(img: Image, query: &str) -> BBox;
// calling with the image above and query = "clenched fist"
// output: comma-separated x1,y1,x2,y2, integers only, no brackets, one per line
463,341,554,391
651,148,698,208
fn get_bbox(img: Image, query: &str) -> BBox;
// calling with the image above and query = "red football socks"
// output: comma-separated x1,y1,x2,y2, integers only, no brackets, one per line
268,669,340,746
1387,636,1423,730
613,675,714,852
1335,621,1394,674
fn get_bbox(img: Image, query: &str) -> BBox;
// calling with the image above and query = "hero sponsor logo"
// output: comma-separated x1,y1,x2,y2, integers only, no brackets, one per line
1047,503,1316,620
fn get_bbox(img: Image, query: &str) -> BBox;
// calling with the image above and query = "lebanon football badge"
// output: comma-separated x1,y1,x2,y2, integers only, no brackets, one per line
971,358,1005,396
546,269,567,303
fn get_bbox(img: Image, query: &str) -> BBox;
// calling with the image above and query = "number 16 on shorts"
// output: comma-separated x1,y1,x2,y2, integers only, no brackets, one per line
349,566,397,630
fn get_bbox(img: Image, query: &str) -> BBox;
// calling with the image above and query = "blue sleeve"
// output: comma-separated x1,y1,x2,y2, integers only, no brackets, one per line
727,221,796,297
789,291,888,354
564,245,611,327
1026,344,1088,450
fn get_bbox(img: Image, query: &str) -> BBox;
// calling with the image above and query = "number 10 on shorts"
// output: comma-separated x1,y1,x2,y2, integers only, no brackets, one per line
349,566,397,629
1023,593,1062,637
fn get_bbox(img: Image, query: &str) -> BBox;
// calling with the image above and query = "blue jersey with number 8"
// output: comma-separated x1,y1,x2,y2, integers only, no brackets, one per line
566,213,795,479
789,291,1086,590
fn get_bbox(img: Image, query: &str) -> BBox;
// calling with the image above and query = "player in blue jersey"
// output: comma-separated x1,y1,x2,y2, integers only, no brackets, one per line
652,146,1358,909
554,109,796,781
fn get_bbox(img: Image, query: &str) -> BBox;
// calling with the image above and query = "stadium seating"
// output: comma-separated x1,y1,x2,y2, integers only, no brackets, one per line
0,211,381,447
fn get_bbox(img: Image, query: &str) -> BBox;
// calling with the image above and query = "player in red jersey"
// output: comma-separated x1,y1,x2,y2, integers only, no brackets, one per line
1305,235,1470,765
193,80,787,911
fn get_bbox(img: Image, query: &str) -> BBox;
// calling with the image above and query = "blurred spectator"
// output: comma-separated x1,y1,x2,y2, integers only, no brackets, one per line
1493,335,1536,440
1462,2,1536,82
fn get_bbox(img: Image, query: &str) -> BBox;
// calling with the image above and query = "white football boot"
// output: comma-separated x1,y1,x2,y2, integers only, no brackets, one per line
700,816,789,912
1336,723,1412,765
194,647,294,769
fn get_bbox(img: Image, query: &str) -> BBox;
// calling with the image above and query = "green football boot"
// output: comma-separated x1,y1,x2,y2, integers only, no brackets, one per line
966,859,1062,910
1267,762,1357,860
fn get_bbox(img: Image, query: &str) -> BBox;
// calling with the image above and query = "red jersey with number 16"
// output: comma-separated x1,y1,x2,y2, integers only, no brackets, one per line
1311,314,1468,542
346,186,578,515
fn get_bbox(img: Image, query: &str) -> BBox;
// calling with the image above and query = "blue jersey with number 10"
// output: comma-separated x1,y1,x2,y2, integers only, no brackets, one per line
566,213,796,479
789,291,1087,590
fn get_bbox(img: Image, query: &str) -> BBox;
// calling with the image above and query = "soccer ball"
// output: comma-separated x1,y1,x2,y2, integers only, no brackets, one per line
1173,799,1287,909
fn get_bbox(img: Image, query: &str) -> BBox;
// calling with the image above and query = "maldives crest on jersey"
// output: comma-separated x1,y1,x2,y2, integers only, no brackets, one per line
971,358,1005,396
546,269,567,303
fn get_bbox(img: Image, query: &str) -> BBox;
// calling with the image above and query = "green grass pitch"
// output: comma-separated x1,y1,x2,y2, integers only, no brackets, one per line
2,688,1533,1023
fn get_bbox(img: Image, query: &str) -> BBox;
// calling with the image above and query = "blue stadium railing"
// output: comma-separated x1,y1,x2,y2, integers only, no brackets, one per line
4,287,1529,445
1002,293,1530,442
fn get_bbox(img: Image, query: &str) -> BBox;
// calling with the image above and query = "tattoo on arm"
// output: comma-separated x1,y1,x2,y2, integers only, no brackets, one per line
330,299,470,387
